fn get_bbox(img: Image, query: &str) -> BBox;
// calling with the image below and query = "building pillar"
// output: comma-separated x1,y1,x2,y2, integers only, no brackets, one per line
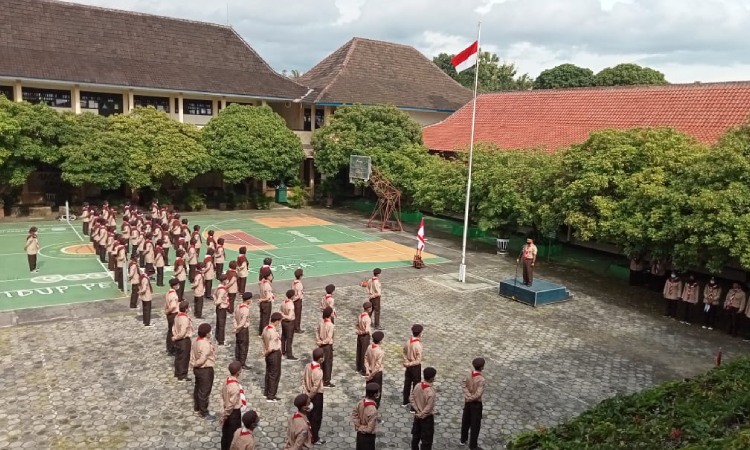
323,106,332,125
127,90,134,113
261,100,267,107
308,159,315,197
298,103,305,130
212,98,219,117
221,97,227,110
13,81,22,102
72,85,81,114
310,106,316,132
177,94,184,123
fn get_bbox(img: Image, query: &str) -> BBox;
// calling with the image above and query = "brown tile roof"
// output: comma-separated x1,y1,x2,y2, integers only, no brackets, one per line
0,0,311,100
423,82,750,152
299,37,472,111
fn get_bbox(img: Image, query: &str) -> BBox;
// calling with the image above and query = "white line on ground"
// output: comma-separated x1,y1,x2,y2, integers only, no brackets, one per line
64,216,112,280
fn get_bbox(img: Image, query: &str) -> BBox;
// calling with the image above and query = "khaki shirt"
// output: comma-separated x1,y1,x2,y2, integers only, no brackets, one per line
364,344,384,380
207,237,216,252
129,229,140,246
320,294,335,312
187,246,198,265
24,234,39,255
128,263,141,285
316,319,334,346
139,276,153,302
192,231,202,249
259,280,274,303
410,381,436,419
663,278,682,300
703,284,722,306
262,324,281,355
154,249,165,268
190,337,216,368
283,413,311,450
301,362,324,397
725,288,746,310
215,245,225,264
234,303,250,331
521,244,537,260
681,282,700,304
403,337,423,367
226,270,238,294
352,398,378,434
120,223,130,240
367,277,381,299
193,272,206,297
144,241,155,264
281,299,295,322
463,371,486,403
237,256,249,278
174,259,187,282
204,257,216,280
164,289,179,315
116,245,126,268
258,264,272,282
81,209,90,223
292,279,304,301
214,286,229,309
220,376,243,422
356,312,371,335
172,313,193,340
229,429,255,450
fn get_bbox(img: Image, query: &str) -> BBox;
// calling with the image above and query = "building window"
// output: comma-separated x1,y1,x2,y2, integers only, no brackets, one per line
0,86,13,101
22,88,71,107
185,99,213,116
80,91,123,117
134,95,170,113
227,102,254,107
304,108,325,131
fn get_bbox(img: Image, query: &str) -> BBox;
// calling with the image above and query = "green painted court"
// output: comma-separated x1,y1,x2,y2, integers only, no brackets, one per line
0,211,447,312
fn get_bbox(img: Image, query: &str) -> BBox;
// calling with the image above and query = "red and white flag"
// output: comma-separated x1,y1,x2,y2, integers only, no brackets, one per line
451,41,479,73
416,218,425,252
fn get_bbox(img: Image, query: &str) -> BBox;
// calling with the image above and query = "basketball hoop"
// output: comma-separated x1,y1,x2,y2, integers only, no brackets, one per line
349,155,372,183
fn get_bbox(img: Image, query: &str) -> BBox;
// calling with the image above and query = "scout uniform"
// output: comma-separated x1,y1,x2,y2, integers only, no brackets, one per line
192,228,203,255
172,311,193,381
128,259,141,308
170,219,182,252
410,380,436,450
136,228,147,267
519,240,537,286
320,293,336,323
120,221,131,246
226,268,238,312
292,278,304,333
190,335,217,417
204,255,216,299
364,342,384,408
280,296,296,359
81,206,90,235
229,428,255,450
220,375,246,450
164,287,180,354
703,281,722,329
206,233,217,253
301,360,324,444
154,247,166,286
663,275,683,318
174,256,187,300
115,242,127,291
237,253,249,294
724,285,746,337
96,224,108,263
139,272,153,326
282,412,312,450
106,231,116,270
24,231,40,272
402,336,423,406
258,279,274,335
214,283,230,345
316,318,335,386
355,310,371,374
261,322,282,400
680,278,700,324
161,229,172,266
192,267,206,319
258,264,272,282
366,276,382,329
352,396,378,450
234,298,251,368
460,370,486,449
188,243,198,283
215,243,226,277
129,225,140,259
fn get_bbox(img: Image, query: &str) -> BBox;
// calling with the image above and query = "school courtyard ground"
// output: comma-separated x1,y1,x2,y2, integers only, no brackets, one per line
0,208,747,449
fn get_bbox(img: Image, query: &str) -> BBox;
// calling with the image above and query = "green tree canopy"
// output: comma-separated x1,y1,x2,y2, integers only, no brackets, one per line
534,63,595,89
201,104,304,186
433,51,533,92
594,63,668,86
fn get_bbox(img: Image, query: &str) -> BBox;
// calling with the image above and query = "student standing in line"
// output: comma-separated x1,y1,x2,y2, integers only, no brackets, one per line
192,262,206,319
81,203,90,236
220,361,245,450
192,225,202,258
702,277,722,330
139,268,154,327
460,358,486,450
164,278,180,356
236,247,249,295
154,241,166,287
402,324,424,407
355,302,373,376
292,269,305,333
410,367,437,450
301,348,326,446
226,261,239,312
280,289,298,361
262,312,283,402
188,239,199,283
352,383,381,450
316,307,336,388
725,282,746,337
259,257,273,282
258,268,275,335
128,256,141,309
364,331,385,409
365,268,383,330
214,274,230,346
174,249,188,300
320,284,336,323
172,300,193,382
204,248,216,300
24,227,40,273
190,323,217,420
234,292,252,370
215,237,226,277
282,394,312,450
229,410,259,450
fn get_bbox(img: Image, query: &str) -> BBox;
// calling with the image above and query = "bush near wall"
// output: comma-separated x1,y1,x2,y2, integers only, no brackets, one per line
508,357,750,450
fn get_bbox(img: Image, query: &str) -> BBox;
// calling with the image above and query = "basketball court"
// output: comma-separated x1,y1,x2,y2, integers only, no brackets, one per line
0,211,447,312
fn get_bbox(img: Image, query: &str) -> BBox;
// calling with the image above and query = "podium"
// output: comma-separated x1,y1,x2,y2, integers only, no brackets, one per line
499,278,571,307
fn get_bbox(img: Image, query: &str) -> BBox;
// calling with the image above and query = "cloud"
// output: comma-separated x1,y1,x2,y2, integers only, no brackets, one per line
60,0,750,83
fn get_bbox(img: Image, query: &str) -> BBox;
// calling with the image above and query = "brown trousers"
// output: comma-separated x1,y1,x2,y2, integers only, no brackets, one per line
522,259,534,285
356,334,370,373
369,296,381,328
294,300,303,332
27,254,37,271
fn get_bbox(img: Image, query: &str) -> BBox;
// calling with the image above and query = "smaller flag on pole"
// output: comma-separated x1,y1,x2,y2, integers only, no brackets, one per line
451,41,479,73
416,218,425,253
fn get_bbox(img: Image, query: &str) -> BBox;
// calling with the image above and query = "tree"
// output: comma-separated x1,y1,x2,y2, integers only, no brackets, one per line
534,64,595,89
433,52,532,92
201,104,304,195
594,63,668,86
311,104,423,191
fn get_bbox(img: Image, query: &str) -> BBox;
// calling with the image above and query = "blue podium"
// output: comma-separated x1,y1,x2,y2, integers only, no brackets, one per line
499,278,571,307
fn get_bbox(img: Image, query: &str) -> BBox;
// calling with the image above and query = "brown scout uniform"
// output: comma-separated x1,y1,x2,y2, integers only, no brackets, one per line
520,243,537,286
229,429,255,450
402,337,423,406
220,375,244,447
237,255,249,294
280,298,296,358
316,318,335,384
352,397,378,437
725,287,746,337
164,288,180,354
226,268,238,311
366,276,382,328
139,274,153,326
364,343,384,407
355,312,371,374
192,269,206,319
214,285,230,345
188,245,198,282
215,244,226,275
262,324,282,399
292,279,304,332
302,361,324,443
461,370,486,448
258,279,274,335
154,247,165,286
174,257,187,299
128,261,141,308
410,380,436,448
25,232,40,272
282,412,312,450
234,302,251,367
663,276,683,318
190,336,216,416
172,312,193,380
204,255,216,296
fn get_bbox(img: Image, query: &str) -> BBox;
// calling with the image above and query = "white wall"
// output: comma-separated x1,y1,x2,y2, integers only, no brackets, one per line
405,110,452,126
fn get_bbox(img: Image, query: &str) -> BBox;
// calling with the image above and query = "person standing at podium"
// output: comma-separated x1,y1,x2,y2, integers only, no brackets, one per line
517,238,537,286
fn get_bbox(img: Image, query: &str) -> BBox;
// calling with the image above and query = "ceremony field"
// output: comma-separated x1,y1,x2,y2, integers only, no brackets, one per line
0,210,446,312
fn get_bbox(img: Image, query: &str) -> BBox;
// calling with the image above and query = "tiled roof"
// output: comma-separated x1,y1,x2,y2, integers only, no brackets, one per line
0,0,311,100
299,37,472,112
423,82,750,152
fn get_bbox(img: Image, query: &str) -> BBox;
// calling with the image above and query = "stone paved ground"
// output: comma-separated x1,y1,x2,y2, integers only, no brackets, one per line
1,209,748,449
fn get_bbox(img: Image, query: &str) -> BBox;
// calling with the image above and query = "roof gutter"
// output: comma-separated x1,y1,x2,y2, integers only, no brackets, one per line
313,101,456,113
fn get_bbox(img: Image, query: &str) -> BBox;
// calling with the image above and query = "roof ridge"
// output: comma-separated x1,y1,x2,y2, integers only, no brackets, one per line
349,36,417,50
49,0,231,30
477,80,750,97
313,37,359,103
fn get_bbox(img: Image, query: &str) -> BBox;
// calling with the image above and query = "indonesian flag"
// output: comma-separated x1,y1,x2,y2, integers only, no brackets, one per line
451,41,479,73
416,218,425,252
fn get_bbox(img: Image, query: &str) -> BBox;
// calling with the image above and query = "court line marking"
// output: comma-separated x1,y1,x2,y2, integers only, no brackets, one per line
210,224,279,258
63,217,113,280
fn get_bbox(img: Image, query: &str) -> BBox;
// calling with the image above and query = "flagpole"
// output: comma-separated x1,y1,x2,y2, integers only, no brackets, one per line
458,21,481,283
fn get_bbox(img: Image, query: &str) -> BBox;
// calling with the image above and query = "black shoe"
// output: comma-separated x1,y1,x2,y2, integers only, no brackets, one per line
296,329,305,334
201,413,216,420
324,382,336,388
178,377,192,382
313,440,326,446
286,356,299,361
242,365,251,370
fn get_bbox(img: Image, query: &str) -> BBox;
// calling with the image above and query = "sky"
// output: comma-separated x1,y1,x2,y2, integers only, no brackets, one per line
64,0,750,83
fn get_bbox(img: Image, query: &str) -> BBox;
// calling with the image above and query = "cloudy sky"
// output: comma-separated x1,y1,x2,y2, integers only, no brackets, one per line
65,0,750,83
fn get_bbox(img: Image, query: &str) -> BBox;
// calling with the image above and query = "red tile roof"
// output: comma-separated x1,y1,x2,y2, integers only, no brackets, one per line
423,82,750,152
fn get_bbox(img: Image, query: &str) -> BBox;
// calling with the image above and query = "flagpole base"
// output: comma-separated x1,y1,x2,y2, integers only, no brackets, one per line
413,253,425,269
458,264,467,282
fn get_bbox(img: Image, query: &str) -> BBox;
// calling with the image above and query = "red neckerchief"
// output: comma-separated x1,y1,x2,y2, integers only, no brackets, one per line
310,362,320,370
239,304,248,309
204,256,213,262
240,430,252,436
421,382,430,390
238,255,247,264
325,294,332,299
363,400,377,407
177,312,187,317
217,286,227,291
323,318,331,323
360,312,368,317
410,337,420,343
293,280,300,284
371,344,378,349
471,371,482,378
226,377,237,385
372,277,378,280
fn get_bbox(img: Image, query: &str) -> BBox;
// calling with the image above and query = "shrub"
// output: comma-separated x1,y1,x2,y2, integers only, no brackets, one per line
287,186,309,209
